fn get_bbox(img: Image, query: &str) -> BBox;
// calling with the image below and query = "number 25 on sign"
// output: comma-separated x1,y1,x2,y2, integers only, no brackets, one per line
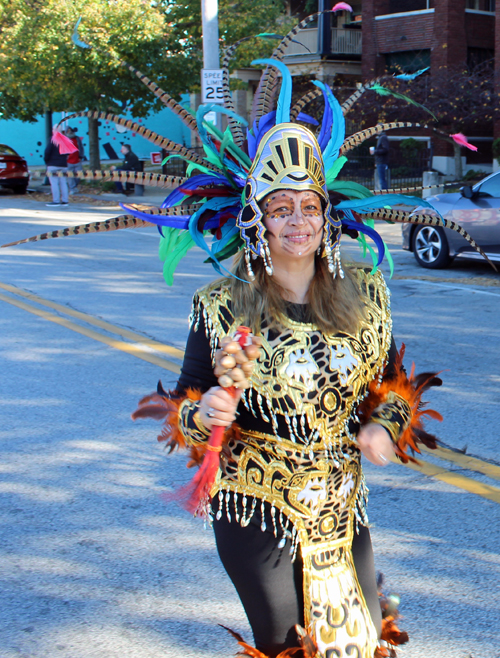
201,69,224,103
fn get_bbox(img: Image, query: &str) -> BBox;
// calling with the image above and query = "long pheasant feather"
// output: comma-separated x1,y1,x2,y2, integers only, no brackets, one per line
37,169,187,189
252,12,322,122
220,38,252,147
289,87,323,122
55,111,217,171
341,76,386,115
1,215,152,248
341,122,422,154
121,62,197,132
368,209,497,271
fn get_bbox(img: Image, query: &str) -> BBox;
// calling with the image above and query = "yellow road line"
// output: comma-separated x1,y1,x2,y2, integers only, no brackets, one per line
0,281,184,360
403,458,500,505
2,282,499,503
0,292,180,374
423,445,500,481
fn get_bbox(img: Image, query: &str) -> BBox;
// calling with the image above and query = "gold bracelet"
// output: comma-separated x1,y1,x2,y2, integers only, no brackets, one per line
206,444,222,453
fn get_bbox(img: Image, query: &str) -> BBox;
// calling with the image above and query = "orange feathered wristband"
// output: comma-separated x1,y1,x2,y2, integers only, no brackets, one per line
357,344,443,463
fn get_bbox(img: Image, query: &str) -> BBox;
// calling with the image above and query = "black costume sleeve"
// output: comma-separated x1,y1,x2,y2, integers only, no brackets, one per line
172,310,218,446
177,312,218,394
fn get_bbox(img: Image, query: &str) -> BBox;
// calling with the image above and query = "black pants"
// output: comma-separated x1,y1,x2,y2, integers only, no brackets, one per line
214,518,381,657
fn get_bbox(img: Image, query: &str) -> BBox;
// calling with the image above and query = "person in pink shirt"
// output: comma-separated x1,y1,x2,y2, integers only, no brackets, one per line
65,127,85,194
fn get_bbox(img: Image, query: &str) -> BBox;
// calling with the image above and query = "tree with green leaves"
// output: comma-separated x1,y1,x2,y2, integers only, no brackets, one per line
0,0,171,167
0,0,291,168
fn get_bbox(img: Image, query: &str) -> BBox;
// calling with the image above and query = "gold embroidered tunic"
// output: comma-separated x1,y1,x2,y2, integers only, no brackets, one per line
178,268,393,658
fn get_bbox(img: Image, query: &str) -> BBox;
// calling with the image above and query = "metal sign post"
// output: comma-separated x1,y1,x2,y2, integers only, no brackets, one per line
201,0,222,127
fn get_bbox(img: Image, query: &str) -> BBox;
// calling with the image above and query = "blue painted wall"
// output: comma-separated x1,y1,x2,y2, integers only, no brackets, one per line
0,97,192,166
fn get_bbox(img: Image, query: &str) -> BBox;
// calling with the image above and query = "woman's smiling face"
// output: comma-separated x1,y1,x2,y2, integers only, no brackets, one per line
261,189,324,263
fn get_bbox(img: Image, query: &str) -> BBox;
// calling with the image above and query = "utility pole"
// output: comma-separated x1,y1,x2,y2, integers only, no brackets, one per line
318,0,332,58
201,0,220,70
201,0,222,128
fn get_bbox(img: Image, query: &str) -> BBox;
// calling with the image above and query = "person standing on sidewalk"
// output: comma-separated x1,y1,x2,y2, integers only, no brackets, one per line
110,143,142,195
372,131,390,190
44,141,68,207
65,127,85,195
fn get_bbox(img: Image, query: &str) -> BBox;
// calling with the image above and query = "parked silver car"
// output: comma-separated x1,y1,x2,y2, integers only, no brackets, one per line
402,171,500,268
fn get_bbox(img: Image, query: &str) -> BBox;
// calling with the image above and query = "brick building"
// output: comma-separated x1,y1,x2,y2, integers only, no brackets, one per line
226,1,497,176
280,1,497,175
362,0,497,175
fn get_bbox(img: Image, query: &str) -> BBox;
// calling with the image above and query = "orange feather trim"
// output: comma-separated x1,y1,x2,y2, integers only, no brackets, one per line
131,386,240,467
357,344,443,463
220,624,316,658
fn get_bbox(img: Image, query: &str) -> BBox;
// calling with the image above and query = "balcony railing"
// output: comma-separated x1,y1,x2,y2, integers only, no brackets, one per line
283,28,362,58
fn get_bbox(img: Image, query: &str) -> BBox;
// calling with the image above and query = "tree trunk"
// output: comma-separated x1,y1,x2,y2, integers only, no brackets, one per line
453,142,463,180
88,116,100,170
44,111,53,146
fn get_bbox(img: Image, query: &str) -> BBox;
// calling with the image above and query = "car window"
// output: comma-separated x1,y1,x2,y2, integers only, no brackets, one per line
475,172,500,198
0,145,18,156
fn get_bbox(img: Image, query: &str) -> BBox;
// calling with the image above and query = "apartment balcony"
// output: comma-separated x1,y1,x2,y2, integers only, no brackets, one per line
283,28,362,62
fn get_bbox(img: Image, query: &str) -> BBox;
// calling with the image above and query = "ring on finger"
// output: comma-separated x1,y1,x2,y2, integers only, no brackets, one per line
378,453,388,463
207,407,215,418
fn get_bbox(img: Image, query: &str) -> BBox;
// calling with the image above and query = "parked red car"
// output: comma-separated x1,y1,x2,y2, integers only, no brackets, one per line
0,144,30,194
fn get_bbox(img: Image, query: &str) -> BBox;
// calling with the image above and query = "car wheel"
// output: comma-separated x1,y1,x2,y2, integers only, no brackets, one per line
412,225,450,269
12,184,28,195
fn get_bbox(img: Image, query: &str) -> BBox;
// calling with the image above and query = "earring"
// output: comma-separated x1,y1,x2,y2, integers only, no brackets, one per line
333,242,345,279
263,242,274,276
323,233,335,273
317,245,322,256
244,246,256,281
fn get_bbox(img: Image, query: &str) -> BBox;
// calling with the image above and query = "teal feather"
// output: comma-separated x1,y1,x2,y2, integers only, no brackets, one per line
159,228,195,286
327,180,373,199
251,59,292,124
72,17,92,49
325,156,348,186
369,83,436,120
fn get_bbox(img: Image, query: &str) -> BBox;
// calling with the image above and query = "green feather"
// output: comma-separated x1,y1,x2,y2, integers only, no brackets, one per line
384,243,395,278
202,143,223,168
204,120,253,169
328,180,373,199
159,229,196,286
369,83,436,120
256,33,283,39
325,156,348,186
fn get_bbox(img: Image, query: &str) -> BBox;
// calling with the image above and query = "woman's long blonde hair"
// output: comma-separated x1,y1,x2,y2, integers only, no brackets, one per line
227,249,366,335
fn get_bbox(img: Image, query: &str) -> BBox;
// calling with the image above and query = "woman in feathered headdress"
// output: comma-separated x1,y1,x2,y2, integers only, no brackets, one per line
4,8,493,658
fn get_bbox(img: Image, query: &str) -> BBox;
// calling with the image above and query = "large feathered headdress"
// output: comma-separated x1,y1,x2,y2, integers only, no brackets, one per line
2,7,495,278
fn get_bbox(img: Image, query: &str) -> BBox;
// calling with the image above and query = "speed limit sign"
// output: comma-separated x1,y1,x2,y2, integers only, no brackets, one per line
201,69,224,104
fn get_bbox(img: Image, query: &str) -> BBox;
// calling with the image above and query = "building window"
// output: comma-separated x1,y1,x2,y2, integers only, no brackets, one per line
466,0,495,11
385,50,431,74
388,0,434,12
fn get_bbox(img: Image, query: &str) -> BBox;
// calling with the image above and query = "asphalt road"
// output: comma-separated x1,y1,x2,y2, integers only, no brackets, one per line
1,194,499,658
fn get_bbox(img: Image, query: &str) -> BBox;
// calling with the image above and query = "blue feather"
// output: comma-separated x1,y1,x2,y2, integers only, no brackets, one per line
255,111,276,142
188,198,244,277
394,67,430,80
316,90,333,151
248,111,277,159
72,17,92,49
296,112,319,126
312,81,345,168
342,215,385,267
247,128,257,160
252,59,292,124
